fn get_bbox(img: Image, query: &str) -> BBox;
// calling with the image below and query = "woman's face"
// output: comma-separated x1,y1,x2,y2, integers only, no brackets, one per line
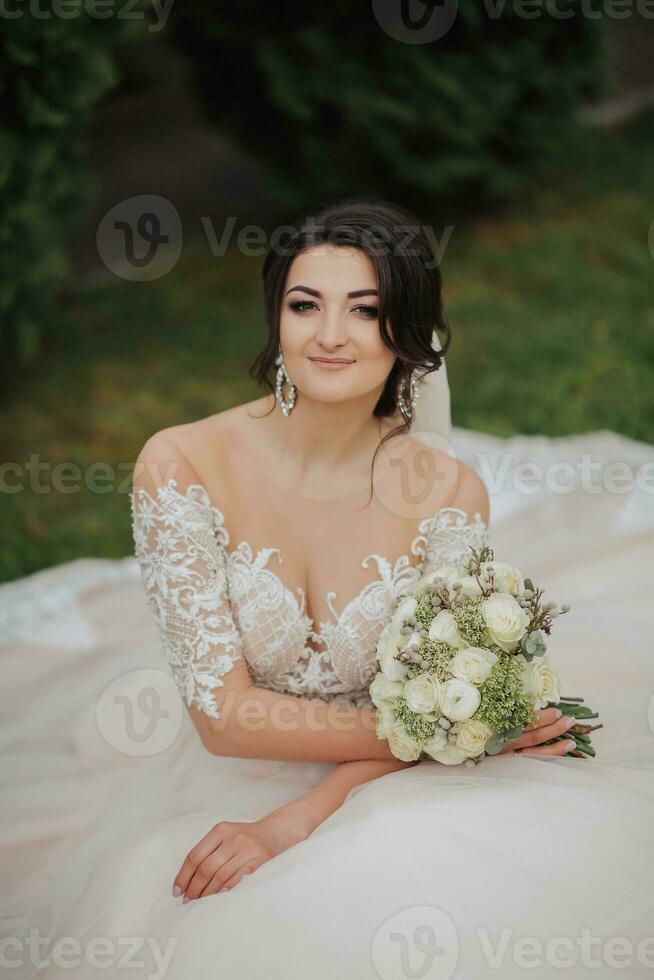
278,245,396,406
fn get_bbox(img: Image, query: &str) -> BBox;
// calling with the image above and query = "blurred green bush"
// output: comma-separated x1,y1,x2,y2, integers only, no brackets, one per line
170,0,608,216
0,10,140,375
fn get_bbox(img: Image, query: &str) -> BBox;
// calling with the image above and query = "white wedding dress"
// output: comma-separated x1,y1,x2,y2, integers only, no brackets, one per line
2,425,654,980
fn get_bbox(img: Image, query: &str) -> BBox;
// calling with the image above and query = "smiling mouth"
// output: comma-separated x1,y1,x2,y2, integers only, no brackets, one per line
308,357,355,364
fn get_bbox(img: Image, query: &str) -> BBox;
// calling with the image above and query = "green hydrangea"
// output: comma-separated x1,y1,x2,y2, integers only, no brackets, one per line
406,640,457,683
473,655,533,732
452,596,486,646
394,696,439,744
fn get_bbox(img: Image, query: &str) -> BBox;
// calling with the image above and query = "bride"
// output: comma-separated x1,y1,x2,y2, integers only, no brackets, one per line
2,198,654,980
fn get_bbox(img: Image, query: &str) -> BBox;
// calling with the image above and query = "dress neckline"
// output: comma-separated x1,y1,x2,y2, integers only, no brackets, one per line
143,478,487,657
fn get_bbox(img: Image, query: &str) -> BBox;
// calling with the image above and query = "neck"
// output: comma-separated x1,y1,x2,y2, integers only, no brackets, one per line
266,390,386,488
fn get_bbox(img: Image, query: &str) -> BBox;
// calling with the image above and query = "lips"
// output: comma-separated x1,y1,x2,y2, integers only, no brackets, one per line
309,357,354,364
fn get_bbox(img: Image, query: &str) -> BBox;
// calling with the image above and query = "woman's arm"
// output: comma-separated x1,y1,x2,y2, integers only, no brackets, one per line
190,682,397,763
173,756,418,899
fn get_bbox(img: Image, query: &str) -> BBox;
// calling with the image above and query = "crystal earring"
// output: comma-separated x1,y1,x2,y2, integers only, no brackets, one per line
275,348,297,417
397,368,421,422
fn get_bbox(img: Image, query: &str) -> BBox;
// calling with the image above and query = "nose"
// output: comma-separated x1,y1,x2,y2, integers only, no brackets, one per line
314,307,349,351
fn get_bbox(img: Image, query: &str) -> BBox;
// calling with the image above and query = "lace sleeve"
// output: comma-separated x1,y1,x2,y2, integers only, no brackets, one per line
422,507,489,572
129,443,244,720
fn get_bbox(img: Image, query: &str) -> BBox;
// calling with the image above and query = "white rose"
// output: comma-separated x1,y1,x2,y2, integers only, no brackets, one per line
403,674,441,714
369,672,404,708
425,741,470,765
428,609,466,649
455,719,494,756
422,727,447,757
449,646,498,686
482,561,524,596
440,678,481,721
375,702,397,740
387,721,422,762
516,654,561,709
376,622,409,682
482,593,530,653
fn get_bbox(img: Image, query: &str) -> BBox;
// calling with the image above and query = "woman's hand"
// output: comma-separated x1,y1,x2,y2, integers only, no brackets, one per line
500,706,577,757
172,799,318,901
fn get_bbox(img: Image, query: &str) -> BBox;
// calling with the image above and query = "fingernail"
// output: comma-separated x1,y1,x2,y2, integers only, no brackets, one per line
182,895,191,904
564,740,576,752
554,708,562,719
172,885,182,898
564,717,576,729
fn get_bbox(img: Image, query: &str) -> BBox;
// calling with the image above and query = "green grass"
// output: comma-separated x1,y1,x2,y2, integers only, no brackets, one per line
2,110,653,583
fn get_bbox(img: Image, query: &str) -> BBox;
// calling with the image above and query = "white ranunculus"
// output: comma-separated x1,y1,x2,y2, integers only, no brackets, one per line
422,727,447,757
425,742,470,765
387,721,422,762
375,702,397,740
454,719,494,756
440,678,481,721
403,674,441,714
515,654,561,709
428,609,466,649
448,646,498,686
369,672,405,708
482,561,524,596
482,593,530,653
376,622,409,682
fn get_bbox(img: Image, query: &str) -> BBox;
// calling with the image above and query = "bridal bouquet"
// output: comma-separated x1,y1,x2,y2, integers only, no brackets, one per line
371,545,601,766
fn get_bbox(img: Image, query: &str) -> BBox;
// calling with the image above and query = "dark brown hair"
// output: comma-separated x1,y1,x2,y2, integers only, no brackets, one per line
249,196,452,506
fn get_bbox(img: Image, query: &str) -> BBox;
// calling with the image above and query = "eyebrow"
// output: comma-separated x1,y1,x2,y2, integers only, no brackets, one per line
285,285,378,299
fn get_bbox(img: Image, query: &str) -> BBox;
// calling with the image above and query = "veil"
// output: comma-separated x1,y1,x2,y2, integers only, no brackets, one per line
391,327,454,456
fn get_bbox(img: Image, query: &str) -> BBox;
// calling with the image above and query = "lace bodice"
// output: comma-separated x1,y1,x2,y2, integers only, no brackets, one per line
130,476,488,716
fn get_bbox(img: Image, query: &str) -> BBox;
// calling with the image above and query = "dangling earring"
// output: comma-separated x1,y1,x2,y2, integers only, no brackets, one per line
275,348,297,417
396,368,421,423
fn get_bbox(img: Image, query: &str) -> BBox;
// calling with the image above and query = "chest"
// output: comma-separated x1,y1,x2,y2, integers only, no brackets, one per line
221,516,435,703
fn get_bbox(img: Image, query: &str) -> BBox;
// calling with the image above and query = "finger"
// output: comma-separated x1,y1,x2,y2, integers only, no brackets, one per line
524,707,560,731
184,846,237,901
174,824,226,895
199,852,261,899
518,739,576,757
509,715,576,751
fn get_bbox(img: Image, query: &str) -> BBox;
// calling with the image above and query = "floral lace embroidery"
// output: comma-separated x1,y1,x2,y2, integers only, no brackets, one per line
130,478,489,715
130,481,244,719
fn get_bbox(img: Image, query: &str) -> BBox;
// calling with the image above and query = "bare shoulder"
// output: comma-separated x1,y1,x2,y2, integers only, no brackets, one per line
388,433,489,527
448,459,490,527
133,397,272,495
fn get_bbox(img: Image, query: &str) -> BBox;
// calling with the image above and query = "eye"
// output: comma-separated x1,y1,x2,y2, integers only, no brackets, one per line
352,304,378,319
288,299,317,312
